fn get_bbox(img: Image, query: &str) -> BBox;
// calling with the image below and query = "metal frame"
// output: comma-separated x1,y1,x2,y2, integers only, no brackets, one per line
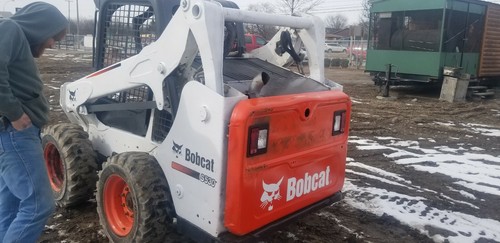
93,0,180,69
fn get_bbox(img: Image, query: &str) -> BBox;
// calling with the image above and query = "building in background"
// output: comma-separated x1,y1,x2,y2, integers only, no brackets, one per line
0,11,13,18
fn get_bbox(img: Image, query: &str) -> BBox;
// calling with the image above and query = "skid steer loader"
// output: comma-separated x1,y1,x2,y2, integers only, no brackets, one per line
41,0,351,241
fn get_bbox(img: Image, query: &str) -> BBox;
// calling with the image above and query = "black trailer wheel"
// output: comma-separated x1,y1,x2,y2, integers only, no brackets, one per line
42,123,98,207
97,152,176,242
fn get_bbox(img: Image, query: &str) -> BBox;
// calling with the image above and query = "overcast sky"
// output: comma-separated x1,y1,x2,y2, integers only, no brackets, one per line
4,0,500,25
2,0,364,24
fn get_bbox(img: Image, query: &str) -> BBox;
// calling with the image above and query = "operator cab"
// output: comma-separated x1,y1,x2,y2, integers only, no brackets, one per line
89,0,328,143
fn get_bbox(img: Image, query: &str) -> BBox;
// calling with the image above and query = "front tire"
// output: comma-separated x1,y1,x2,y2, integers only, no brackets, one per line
97,152,175,242
42,123,98,207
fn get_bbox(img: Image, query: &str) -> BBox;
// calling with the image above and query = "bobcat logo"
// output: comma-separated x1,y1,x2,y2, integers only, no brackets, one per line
260,177,283,211
69,89,78,101
172,141,183,158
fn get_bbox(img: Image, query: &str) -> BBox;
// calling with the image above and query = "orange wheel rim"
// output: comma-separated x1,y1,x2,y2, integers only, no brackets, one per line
43,143,64,192
104,175,134,236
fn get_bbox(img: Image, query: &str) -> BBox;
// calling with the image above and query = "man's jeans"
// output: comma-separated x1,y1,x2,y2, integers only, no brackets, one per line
0,120,55,243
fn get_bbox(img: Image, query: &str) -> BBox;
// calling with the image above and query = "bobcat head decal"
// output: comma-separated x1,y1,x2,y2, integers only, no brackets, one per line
260,177,283,211
69,89,78,101
172,141,183,158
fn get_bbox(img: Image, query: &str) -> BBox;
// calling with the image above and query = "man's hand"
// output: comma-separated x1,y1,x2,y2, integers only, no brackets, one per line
11,113,32,131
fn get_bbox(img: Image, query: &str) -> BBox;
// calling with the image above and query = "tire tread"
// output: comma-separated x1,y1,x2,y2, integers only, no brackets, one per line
43,123,98,207
97,152,175,242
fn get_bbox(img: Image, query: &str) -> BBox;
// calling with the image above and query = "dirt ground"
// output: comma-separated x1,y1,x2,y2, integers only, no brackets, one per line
36,49,499,243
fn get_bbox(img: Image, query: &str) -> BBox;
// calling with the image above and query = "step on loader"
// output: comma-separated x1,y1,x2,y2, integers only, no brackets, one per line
41,0,352,241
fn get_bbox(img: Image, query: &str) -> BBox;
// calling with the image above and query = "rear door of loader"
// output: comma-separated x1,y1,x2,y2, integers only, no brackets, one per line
224,90,351,235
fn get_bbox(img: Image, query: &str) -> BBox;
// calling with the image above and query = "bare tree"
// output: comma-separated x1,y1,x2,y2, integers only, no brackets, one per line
246,3,279,39
275,0,324,15
325,14,348,30
68,18,95,35
247,2,275,13
78,19,96,35
358,0,372,39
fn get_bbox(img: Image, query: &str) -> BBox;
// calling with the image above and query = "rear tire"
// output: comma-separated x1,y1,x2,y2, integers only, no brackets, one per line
97,152,175,242
42,123,98,207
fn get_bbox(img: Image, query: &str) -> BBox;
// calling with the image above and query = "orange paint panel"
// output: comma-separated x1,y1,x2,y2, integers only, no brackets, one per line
224,90,351,235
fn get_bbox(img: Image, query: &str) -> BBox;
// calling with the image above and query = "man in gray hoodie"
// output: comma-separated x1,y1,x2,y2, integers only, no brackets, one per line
0,2,67,242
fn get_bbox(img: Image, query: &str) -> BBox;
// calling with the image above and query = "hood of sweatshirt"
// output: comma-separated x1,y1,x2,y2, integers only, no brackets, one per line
10,2,68,47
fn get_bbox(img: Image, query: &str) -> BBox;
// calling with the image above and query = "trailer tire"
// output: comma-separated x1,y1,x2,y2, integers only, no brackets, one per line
42,123,98,207
97,152,175,242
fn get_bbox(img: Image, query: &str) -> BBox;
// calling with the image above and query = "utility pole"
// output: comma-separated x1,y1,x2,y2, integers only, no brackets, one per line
76,0,80,48
65,0,71,34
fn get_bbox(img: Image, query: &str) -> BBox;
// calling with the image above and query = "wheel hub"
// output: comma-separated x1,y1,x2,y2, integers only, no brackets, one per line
104,175,135,236
43,143,64,192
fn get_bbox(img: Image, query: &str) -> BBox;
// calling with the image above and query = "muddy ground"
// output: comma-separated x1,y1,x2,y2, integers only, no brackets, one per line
36,49,499,243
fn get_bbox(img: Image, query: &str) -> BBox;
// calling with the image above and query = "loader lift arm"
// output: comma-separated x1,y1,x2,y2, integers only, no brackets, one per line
61,0,326,119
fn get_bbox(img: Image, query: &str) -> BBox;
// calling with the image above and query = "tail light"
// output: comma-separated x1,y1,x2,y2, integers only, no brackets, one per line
332,110,346,135
247,124,269,157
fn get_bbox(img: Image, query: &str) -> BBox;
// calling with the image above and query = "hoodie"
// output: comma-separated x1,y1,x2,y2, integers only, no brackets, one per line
0,2,67,128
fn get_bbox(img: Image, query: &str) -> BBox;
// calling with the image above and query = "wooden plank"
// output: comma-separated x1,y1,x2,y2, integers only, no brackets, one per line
471,92,495,96
480,50,500,54
479,3,500,77
484,19,500,26
481,44,500,49
480,55,500,59
479,67,500,71
483,29,500,34
467,86,488,90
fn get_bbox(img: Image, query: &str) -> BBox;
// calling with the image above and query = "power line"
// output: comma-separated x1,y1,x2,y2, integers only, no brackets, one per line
316,5,362,11
311,6,364,11
310,8,364,14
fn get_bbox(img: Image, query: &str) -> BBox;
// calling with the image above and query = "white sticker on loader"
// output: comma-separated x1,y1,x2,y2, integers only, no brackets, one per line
260,177,284,211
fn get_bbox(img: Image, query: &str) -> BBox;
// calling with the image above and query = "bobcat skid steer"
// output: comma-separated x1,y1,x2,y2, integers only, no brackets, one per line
41,0,351,242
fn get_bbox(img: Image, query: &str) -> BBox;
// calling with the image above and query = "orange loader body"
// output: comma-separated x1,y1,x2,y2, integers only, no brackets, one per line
225,90,351,235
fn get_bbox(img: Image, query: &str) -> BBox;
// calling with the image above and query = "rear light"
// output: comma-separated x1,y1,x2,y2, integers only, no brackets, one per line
332,110,346,135
247,124,269,157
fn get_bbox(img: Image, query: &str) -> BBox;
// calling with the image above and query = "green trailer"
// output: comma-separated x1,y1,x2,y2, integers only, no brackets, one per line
366,0,500,90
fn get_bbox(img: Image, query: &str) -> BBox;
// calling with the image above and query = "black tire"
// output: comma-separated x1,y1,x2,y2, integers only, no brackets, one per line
97,152,176,242
42,123,98,207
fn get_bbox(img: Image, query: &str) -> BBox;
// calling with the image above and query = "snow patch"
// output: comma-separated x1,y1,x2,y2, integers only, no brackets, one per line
344,181,500,243
434,121,455,127
446,186,477,200
349,137,500,197
285,232,299,240
351,99,364,104
347,162,411,184
462,123,500,137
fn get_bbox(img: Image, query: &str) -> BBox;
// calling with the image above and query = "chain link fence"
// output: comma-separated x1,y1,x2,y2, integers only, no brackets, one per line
55,34,88,50
324,39,368,69
54,34,368,69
